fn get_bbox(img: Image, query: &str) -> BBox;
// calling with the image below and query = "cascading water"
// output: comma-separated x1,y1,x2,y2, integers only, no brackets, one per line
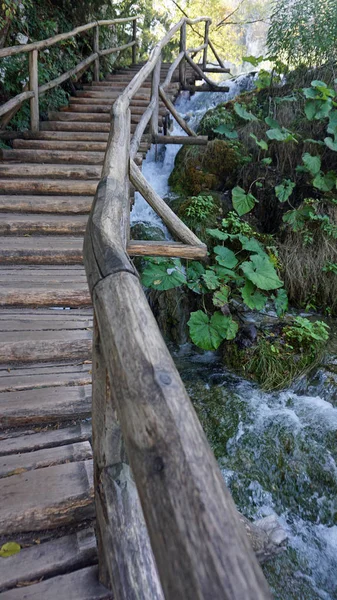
131,76,337,599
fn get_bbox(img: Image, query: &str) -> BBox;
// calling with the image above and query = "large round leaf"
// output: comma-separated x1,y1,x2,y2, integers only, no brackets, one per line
241,255,283,290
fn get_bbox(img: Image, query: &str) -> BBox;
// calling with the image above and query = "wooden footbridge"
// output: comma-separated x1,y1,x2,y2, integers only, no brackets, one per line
0,16,275,599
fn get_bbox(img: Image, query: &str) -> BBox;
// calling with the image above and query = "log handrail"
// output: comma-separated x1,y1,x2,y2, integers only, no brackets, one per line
0,16,138,130
83,14,273,600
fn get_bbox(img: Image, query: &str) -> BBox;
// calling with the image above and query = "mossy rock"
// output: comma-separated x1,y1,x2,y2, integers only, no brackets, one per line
168,139,244,196
131,221,166,241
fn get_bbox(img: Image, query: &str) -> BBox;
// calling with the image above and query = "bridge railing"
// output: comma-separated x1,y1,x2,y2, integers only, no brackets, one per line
83,15,272,600
0,17,138,131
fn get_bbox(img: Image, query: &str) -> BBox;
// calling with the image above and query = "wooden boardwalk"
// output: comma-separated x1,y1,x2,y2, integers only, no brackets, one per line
0,62,195,597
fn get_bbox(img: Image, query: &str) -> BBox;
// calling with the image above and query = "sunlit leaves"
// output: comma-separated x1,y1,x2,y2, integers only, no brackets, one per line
241,254,283,290
141,258,186,291
232,186,257,216
234,102,258,122
187,310,238,350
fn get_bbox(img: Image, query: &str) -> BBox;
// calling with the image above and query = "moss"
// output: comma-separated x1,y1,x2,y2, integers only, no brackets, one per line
168,139,245,196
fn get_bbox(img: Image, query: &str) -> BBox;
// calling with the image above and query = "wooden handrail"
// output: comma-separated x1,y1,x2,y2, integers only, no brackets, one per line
0,17,138,130
83,14,272,600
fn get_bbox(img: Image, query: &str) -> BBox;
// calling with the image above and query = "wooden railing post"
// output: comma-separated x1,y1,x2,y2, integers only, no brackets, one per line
132,18,137,64
202,20,210,70
93,25,100,81
29,49,39,132
150,56,161,137
179,22,186,87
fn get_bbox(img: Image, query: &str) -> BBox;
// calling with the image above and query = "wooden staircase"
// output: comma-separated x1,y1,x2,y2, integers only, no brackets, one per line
0,62,195,598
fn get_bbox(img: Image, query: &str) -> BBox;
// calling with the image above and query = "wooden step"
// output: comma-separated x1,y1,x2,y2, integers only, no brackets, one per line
0,265,90,306
0,459,94,534
0,565,111,600
0,385,91,428
25,131,109,141
48,110,165,125
0,422,92,454
0,527,96,593
0,195,92,213
13,139,107,151
1,148,105,164
0,441,92,476
0,163,101,179
0,308,92,363
62,103,168,116
0,235,83,264
0,179,98,195
0,214,88,234
40,121,139,133
0,359,92,393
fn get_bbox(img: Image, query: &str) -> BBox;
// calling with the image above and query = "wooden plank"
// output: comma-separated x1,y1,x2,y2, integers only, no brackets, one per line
0,422,92,455
0,528,97,593
0,235,84,264
13,139,107,151
1,149,105,165
0,441,92,477
0,213,88,235
0,338,91,364
25,130,109,141
0,460,94,534
127,240,207,259
0,286,91,308
0,566,111,600
28,50,39,132
0,195,93,214
0,179,98,195
0,163,102,179
0,385,92,428
0,361,91,392
153,134,208,145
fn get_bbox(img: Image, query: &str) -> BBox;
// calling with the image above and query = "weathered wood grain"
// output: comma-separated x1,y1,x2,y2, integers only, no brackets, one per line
0,422,92,455
0,566,111,600
0,527,97,593
0,360,91,393
0,194,92,213
0,460,94,534
0,441,92,477
127,240,207,259
0,384,92,428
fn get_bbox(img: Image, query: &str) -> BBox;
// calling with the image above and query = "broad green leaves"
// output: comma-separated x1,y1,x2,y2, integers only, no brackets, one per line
142,258,186,291
241,254,283,290
214,246,238,269
234,103,258,122
213,123,238,139
265,116,297,143
275,179,295,202
250,133,268,150
303,81,336,121
187,310,238,350
302,153,321,176
313,171,336,191
232,186,257,216
241,280,267,310
242,55,264,67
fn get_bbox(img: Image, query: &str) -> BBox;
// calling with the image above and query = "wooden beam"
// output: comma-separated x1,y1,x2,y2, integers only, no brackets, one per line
99,41,136,57
153,134,208,145
0,91,34,118
38,53,98,96
127,240,207,259
202,20,210,70
179,22,186,87
208,38,226,69
93,25,100,82
29,50,39,132
159,86,196,136
130,159,205,247
150,57,161,137
132,19,137,64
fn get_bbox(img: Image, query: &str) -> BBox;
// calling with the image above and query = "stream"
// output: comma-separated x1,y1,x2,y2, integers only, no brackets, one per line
130,78,337,600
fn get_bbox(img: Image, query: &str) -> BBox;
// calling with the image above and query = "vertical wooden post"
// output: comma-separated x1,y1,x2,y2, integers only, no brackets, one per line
132,19,137,64
179,22,186,87
29,49,39,132
150,56,161,137
93,25,100,82
202,20,210,70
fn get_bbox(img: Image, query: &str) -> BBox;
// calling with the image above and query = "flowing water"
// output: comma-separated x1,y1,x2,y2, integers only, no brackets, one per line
130,79,337,599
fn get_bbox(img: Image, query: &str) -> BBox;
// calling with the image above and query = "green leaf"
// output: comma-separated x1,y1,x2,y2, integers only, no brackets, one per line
274,288,288,316
213,123,238,139
214,266,239,281
205,228,230,241
232,186,257,216
202,269,220,290
186,261,206,294
187,310,222,350
302,152,321,175
261,157,272,165
242,55,264,67
214,245,238,269
265,116,280,129
141,259,186,291
313,171,336,191
266,128,296,142
239,235,267,256
241,255,283,291
0,542,21,558
282,206,313,231
305,99,331,121
241,279,267,310
327,110,337,136
250,133,268,150
275,179,295,202
234,103,258,122
304,138,325,146
213,285,230,308
324,137,337,151
188,311,238,350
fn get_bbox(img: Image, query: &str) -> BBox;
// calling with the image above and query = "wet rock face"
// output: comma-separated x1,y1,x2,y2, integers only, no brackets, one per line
131,222,166,241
